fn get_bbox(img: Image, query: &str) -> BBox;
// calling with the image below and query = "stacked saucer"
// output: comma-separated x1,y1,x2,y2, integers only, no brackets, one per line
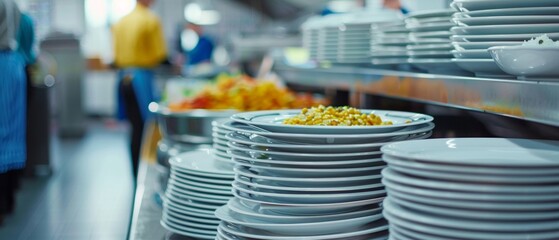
215,109,435,239
381,138,559,239
301,16,321,61
370,21,411,65
405,9,466,74
212,119,232,163
335,16,374,64
162,149,234,239
450,0,559,77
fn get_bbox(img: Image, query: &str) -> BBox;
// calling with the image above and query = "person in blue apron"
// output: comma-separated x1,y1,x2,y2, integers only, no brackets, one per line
112,0,167,179
0,0,26,224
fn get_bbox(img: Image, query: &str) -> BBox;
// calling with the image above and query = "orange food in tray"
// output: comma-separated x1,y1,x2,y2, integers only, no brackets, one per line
168,75,327,111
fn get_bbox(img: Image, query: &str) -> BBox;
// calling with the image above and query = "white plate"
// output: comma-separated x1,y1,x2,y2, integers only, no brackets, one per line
234,159,384,178
215,205,382,236
406,9,455,19
388,192,559,221
382,138,559,167
406,17,452,26
165,192,223,210
236,166,381,188
451,32,559,42
408,58,469,74
227,198,382,224
233,182,385,204
451,23,559,35
409,31,452,39
165,206,221,225
370,51,409,58
451,41,521,50
168,179,232,198
454,16,559,26
170,174,231,191
382,167,559,198
170,149,234,177
167,184,231,204
231,110,433,134
451,49,491,58
163,211,218,231
230,149,383,167
235,174,384,192
452,0,559,12
451,58,509,77
383,197,559,234
171,169,233,185
407,43,452,51
408,23,455,32
164,200,217,219
227,141,383,161
218,222,388,240
161,218,215,240
168,177,232,195
235,165,382,183
371,58,410,65
453,6,559,18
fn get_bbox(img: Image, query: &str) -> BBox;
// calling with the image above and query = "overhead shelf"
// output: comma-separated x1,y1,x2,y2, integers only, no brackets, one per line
274,62,559,127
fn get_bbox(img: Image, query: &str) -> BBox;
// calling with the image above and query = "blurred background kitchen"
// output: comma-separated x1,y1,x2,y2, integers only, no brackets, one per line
1,0,513,239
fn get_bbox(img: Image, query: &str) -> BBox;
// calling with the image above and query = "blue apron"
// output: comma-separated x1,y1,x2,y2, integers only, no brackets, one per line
116,68,156,122
0,51,26,173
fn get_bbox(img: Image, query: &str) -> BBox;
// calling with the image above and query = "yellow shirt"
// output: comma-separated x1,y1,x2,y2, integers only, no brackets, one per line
112,4,167,68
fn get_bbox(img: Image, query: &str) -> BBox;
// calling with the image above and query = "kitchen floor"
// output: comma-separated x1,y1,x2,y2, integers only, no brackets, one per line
0,120,134,240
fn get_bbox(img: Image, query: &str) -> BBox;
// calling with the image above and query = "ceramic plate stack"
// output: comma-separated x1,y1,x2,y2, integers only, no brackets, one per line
214,109,435,240
370,21,410,65
317,14,349,63
380,138,559,240
212,119,232,164
162,149,234,239
405,9,467,74
450,0,559,77
302,16,321,61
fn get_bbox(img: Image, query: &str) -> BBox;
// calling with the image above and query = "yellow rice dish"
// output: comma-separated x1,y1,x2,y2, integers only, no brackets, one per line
283,105,393,126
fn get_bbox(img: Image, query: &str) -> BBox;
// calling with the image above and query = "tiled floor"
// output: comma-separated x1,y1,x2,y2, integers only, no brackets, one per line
0,121,134,240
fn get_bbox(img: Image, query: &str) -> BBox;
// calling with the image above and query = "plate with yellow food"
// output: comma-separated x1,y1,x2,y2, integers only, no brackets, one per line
230,106,434,134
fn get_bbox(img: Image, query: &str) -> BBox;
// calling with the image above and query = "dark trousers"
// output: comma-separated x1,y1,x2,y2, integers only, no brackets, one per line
0,170,21,222
119,78,144,179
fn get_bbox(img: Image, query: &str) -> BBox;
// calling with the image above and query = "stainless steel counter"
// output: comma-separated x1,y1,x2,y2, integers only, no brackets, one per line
274,62,559,127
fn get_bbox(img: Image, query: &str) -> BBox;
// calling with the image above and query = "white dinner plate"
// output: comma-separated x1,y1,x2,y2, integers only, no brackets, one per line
215,205,382,236
406,17,452,26
406,9,455,19
453,7,559,18
165,192,223,211
383,197,559,234
454,16,559,26
171,170,233,185
451,49,491,58
231,110,433,134
451,41,521,50
452,0,559,12
161,217,216,240
451,23,559,35
234,159,384,178
229,149,382,167
227,198,382,224
409,31,452,39
382,138,559,167
451,58,509,77
170,149,234,177
168,177,232,195
233,182,385,204
163,211,217,231
164,201,217,219
168,179,231,199
371,58,410,65
165,206,221,225
407,43,452,51
167,184,230,204
451,32,559,42
235,174,384,193
408,22,455,33
218,221,389,240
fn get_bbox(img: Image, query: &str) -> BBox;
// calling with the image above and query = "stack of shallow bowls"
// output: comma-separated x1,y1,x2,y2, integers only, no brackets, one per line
381,138,559,239
450,0,559,77
405,9,466,74
302,16,321,61
212,119,232,163
162,149,234,239
370,21,411,65
214,109,435,240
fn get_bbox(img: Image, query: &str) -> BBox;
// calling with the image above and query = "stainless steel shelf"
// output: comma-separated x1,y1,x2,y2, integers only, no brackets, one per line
274,62,559,127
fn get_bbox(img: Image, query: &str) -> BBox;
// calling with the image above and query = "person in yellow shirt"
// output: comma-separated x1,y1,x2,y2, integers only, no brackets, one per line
112,0,167,179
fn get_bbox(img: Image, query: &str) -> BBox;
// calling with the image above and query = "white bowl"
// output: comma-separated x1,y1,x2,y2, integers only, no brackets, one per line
489,46,559,78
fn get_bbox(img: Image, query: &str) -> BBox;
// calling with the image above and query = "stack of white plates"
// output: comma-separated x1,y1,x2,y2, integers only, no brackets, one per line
212,119,232,163
317,14,350,63
302,16,321,61
450,0,559,77
162,149,234,239
381,138,559,239
370,21,411,65
214,109,435,239
405,9,467,74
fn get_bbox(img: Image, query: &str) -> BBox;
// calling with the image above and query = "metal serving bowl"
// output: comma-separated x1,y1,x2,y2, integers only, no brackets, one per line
152,102,237,144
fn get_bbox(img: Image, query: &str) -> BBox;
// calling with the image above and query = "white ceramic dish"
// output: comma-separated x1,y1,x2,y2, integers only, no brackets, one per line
229,150,383,167
451,58,509,77
165,191,223,210
233,182,385,204
167,184,230,204
451,32,559,42
409,31,452,39
231,110,433,134
407,43,452,51
451,49,491,58
168,178,232,195
454,16,559,26
451,24,559,35
383,197,559,234
406,17,452,26
408,23,455,33
164,201,217,219
170,149,234,177
165,206,221,225
227,198,381,224
453,7,559,18
163,213,217,232
452,0,559,12
451,41,521,50
171,169,232,185
235,175,384,192
161,218,215,240
371,58,410,65
170,174,231,191
233,159,384,178
406,9,455,19
489,46,559,79
168,180,231,200
408,58,470,74
218,221,388,240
